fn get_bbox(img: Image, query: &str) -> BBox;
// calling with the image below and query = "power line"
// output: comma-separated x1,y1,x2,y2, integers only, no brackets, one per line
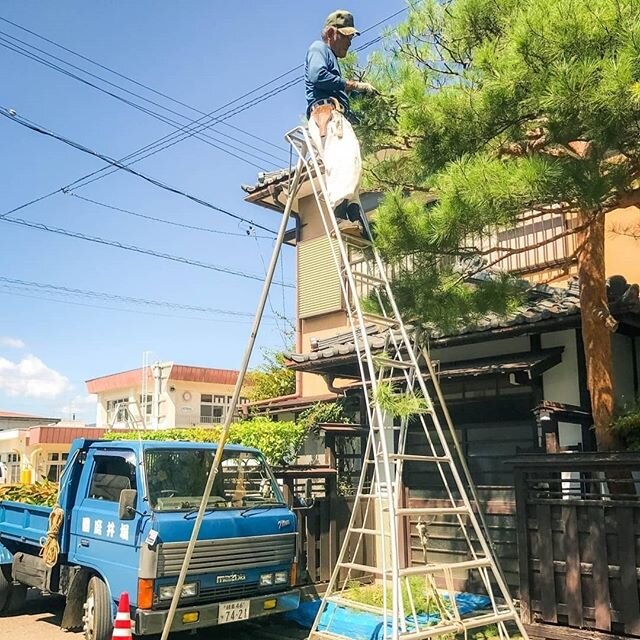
66,192,273,239
70,31,388,190
0,286,270,325
0,7,407,220
0,212,294,288
0,106,279,234
0,275,285,319
0,14,288,153
0,32,286,170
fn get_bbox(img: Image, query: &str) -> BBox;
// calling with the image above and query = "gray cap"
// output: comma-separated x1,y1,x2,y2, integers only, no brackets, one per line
325,10,360,36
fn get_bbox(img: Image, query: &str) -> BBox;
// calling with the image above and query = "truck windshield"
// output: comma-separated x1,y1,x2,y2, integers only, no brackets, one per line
144,448,283,512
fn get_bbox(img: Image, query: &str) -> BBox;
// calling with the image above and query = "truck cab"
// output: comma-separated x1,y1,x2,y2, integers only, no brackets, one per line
0,438,300,640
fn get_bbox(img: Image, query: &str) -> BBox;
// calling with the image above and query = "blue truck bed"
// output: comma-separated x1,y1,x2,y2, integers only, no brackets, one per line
0,500,53,548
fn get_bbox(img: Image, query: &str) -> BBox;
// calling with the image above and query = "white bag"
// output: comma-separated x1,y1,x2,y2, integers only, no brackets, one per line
308,110,362,210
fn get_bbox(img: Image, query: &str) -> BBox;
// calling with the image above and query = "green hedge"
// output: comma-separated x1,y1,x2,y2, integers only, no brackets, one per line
104,402,353,466
104,417,308,466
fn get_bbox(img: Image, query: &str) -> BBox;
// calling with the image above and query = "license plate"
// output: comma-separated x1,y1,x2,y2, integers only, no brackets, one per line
217,599,250,624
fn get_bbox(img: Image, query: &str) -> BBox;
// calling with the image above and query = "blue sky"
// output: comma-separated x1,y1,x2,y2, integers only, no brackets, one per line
0,1,405,422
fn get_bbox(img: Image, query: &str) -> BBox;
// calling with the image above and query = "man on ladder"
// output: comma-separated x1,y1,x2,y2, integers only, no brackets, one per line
305,9,378,237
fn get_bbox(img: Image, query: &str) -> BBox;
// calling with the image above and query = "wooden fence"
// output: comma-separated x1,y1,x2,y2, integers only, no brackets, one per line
513,453,640,640
276,466,375,588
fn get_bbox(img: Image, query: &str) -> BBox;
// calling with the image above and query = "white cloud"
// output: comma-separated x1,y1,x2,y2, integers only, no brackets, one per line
0,354,71,399
0,337,25,349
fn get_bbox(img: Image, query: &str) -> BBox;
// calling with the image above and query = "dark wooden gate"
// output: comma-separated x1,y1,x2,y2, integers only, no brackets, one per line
513,453,640,640
276,466,375,588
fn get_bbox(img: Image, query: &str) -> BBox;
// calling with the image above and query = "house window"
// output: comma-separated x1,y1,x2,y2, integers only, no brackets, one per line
0,453,20,484
139,394,152,416
200,394,248,424
46,452,69,482
106,397,130,424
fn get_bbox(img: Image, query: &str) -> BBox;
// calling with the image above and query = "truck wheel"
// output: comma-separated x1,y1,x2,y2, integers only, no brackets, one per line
84,576,113,640
0,565,27,614
0,565,11,611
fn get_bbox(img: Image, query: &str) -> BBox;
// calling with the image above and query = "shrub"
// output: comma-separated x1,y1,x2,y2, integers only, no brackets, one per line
106,418,308,467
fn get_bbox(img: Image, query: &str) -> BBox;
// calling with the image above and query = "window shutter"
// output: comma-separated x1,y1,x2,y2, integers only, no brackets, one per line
298,236,343,318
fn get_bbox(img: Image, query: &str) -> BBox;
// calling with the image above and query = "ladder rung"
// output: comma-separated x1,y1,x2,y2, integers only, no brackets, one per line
342,234,372,248
388,454,451,463
361,312,400,328
324,595,386,615
350,271,387,286
338,561,386,575
402,610,517,640
395,506,469,516
399,557,492,577
355,492,391,500
309,631,349,640
349,527,389,536
374,357,413,370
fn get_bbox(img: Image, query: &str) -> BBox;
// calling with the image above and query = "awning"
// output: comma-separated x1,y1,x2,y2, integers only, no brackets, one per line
289,347,563,384
434,348,564,382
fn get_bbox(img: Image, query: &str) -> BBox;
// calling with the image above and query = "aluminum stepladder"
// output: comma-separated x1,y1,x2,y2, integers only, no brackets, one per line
283,125,530,640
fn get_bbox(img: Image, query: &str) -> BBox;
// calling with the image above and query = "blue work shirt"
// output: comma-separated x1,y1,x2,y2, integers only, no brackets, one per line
305,40,349,118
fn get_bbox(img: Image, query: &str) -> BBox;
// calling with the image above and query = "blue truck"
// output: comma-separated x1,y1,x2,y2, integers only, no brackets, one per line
0,438,300,639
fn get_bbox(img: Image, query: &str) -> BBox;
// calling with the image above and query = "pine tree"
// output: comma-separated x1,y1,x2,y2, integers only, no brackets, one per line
353,0,640,450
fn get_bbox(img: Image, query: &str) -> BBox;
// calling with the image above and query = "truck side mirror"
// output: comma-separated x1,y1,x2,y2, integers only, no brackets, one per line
118,489,138,520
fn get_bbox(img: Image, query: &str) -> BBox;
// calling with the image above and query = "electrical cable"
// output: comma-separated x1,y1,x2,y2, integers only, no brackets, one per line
0,286,285,325
0,211,294,287
0,14,289,153
72,31,387,190
0,7,408,227
0,106,279,234
66,192,273,239
0,275,279,317
0,33,285,170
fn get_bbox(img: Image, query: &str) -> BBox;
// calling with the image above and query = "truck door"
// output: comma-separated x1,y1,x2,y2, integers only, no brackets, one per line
69,449,142,602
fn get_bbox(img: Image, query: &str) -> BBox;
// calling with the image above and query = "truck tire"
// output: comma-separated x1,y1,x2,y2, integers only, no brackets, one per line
84,576,113,640
0,565,11,611
0,565,27,615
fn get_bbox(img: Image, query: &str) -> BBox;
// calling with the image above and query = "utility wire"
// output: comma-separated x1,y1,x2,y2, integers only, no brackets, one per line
0,33,286,169
72,32,387,189
0,14,287,153
0,7,406,222
0,212,293,287
67,192,273,239
0,275,286,319
0,286,271,325
0,106,278,234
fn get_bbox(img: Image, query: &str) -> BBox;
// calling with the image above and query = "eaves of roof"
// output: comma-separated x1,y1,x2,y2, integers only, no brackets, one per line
285,276,640,371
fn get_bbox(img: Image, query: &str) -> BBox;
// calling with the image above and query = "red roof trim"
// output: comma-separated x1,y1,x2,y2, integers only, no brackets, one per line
29,426,107,445
85,364,240,394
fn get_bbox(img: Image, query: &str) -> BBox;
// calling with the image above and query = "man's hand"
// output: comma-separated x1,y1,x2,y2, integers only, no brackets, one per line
348,80,379,95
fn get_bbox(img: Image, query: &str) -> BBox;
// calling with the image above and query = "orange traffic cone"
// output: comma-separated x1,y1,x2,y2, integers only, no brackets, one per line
112,592,133,639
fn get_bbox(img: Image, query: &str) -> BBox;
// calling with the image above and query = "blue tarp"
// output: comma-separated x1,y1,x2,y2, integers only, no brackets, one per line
285,593,492,640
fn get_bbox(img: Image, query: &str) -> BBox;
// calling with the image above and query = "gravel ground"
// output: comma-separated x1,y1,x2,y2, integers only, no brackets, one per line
0,590,309,640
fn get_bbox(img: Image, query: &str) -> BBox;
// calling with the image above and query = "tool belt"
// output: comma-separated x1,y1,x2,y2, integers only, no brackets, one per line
310,97,343,138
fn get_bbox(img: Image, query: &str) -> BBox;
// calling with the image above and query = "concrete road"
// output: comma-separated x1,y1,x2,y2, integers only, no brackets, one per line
0,591,309,640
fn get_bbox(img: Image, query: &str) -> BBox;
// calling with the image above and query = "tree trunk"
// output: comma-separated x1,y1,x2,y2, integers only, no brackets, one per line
576,210,620,451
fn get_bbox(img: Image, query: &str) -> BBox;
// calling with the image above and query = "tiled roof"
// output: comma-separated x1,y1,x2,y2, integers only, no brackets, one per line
286,276,640,367
241,168,292,195
169,365,239,386
0,411,59,420
86,363,240,394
